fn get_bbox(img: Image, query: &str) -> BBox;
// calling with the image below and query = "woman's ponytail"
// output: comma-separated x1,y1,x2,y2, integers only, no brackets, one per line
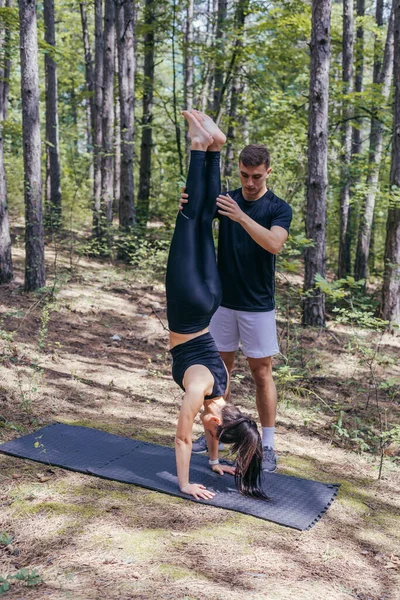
217,405,266,498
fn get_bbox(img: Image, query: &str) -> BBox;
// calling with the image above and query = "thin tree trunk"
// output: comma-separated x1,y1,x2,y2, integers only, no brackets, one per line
352,0,365,157
114,41,120,214
240,78,249,145
354,2,395,281
44,0,62,231
116,0,135,231
99,0,115,243
80,0,95,168
197,0,214,111
206,0,218,114
171,0,183,177
338,0,354,278
381,0,400,326
92,0,103,236
223,0,248,179
213,0,227,117
19,0,45,291
302,0,331,327
0,0,12,283
2,0,11,121
184,0,194,163
136,0,155,229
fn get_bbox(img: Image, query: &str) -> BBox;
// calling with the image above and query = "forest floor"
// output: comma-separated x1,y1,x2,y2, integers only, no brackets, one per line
0,240,399,600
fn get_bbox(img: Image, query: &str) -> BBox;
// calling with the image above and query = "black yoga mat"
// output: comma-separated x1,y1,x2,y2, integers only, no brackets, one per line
0,423,339,530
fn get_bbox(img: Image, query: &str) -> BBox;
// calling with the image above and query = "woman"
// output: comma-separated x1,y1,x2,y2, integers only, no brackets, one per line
166,110,265,501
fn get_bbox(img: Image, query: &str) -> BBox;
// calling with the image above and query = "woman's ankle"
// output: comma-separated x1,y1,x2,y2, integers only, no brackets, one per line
191,141,209,151
207,142,224,152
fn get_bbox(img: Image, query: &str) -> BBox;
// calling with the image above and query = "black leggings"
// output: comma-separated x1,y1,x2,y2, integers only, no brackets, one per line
166,150,222,334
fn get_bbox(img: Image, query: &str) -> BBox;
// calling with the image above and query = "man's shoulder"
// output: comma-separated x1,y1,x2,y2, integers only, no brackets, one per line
228,187,243,200
267,190,288,206
267,190,292,216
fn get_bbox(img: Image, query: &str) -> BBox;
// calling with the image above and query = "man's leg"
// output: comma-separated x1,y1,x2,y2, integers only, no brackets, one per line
219,351,236,401
247,356,278,472
238,309,279,471
246,356,277,427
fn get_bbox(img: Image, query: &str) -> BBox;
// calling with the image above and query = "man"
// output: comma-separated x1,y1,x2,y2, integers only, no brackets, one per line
180,142,292,472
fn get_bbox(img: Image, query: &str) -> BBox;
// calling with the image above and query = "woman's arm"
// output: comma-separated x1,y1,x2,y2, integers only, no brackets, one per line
205,428,236,476
175,390,215,500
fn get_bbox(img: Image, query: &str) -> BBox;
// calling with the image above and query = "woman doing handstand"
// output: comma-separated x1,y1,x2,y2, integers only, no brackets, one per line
166,110,264,501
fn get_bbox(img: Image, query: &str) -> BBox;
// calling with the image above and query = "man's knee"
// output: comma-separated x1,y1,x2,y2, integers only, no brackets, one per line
248,357,273,388
219,351,236,373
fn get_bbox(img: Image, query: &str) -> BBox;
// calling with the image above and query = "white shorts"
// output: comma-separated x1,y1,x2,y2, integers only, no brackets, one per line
209,306,279,359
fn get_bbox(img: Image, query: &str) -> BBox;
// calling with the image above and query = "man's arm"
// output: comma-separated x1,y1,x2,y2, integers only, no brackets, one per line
216,193,289,254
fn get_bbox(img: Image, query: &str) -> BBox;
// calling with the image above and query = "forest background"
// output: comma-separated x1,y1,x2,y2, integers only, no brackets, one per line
0,0,399,598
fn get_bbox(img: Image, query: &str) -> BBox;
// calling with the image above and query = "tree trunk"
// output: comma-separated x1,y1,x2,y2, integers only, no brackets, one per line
79,1,95,156
116,0,135,231
223,0,249,179
2,0,12,122
92,0,103,236
19,0,45,291
354,1,395,281
99,0,115,243
114,41,120,214
0,0,12,283
184,0,194,163
213,0,227,117
240,79,249,145
171,0,183,177
352,0,365,157
302,0,331,327
337,0,354,278
381,0,400,326
136,0,155,229
44,0,62,231
206,0,218,114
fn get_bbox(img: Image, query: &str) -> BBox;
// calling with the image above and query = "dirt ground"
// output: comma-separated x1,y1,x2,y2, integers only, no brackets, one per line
0,245,399,600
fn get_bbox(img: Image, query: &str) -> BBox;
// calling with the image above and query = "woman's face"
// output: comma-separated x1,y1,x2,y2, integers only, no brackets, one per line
200,400,224,438
201,414,220,439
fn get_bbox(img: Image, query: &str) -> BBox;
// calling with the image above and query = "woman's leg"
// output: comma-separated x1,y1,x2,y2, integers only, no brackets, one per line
200,150,222,304
166,114,217,333
192,110,226,304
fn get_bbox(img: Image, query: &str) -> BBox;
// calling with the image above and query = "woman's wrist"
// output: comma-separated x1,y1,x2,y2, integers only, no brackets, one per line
209,458,219,466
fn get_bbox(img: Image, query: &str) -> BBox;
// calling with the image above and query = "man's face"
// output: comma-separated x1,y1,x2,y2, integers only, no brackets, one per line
238,161,272,200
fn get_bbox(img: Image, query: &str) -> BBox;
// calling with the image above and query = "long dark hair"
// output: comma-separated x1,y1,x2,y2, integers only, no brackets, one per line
217,405,266,498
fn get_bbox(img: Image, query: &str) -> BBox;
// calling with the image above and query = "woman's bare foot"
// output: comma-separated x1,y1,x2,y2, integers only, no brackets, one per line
182,110,214,151
190,109,226,150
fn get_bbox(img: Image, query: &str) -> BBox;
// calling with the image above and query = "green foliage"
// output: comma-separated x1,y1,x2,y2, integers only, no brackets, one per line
0,533,13,546
278,233,315,273
0,568,43,595
117,231,170,281
313,275,385,329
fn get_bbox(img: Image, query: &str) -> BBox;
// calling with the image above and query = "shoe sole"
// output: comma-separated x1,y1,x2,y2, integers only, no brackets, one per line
192,444,225,455
262,466,277,473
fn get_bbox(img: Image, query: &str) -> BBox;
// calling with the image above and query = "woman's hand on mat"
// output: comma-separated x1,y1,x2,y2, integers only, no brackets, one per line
180,482,215,500
179,187,188,210
216,194,244,222
211,464,236,476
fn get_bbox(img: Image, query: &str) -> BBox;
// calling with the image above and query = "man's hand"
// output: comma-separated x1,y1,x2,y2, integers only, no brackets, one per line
179,186,188,211
180,482,215,500
211,463,236,476
216,194,245,222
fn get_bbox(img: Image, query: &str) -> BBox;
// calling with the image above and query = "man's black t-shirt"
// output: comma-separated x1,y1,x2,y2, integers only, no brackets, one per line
217,188,292,312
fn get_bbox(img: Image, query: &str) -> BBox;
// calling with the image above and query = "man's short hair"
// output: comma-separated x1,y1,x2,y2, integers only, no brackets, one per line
239,144,271,169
